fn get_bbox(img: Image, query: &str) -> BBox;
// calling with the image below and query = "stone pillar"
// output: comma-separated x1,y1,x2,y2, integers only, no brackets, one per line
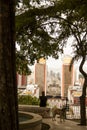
35,58,47,96
21,75,27,86
17,74,22,88
61,55,74,97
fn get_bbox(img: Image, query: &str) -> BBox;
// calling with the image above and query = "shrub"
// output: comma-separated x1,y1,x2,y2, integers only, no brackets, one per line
18,95,39,105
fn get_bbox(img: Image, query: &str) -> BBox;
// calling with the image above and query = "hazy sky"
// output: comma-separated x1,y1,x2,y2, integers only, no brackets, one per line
20,36,86,72
46,38,74,70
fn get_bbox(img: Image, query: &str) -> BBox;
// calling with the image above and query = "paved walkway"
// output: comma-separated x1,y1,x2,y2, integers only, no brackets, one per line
43,118,87,130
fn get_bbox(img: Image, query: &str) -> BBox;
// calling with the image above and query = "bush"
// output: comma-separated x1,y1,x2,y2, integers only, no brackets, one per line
18,95,40,105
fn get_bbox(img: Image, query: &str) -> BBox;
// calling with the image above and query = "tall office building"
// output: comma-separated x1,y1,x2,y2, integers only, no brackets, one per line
61,55,74,97
35,58,47,96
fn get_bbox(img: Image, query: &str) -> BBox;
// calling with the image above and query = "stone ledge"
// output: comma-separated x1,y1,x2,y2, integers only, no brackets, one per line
19,111,42,130
19,105,51,118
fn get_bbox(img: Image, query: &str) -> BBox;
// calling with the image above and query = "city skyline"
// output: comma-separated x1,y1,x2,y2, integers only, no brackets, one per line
30,55,85,74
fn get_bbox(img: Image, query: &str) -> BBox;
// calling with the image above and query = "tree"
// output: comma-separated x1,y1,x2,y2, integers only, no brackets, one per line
16,0,87,125
0,1,18,130
53,0,87,125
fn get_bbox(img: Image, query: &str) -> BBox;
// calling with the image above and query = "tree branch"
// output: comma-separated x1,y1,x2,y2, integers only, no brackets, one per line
79,56,87,77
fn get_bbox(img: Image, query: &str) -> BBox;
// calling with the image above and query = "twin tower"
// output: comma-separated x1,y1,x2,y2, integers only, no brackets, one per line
35,56,74,97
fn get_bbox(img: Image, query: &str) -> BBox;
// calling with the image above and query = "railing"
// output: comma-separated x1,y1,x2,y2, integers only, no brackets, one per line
47,98,87,119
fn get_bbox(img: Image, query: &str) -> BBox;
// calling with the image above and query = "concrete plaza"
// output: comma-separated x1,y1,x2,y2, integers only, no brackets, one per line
43,118,87,130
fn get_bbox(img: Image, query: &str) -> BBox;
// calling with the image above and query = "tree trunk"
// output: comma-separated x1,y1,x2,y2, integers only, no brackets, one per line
79,56,87,126
80,95,86,125
0,1,19,130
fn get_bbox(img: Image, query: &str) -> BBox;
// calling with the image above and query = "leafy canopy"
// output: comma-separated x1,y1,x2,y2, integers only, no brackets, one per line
16,0,87,74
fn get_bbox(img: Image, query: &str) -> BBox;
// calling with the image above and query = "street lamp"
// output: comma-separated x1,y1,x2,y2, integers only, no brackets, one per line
65,97,69,119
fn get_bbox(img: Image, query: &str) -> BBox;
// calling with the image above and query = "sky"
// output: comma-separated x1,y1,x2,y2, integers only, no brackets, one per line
46,57,62,70
46,38,74,70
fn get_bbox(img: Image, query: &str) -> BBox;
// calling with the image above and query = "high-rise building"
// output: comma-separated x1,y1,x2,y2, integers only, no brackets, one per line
34,58,47,96
61,55,74,97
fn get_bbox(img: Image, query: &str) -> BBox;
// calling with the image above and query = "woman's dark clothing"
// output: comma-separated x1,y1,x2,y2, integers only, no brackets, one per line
39,96,47,107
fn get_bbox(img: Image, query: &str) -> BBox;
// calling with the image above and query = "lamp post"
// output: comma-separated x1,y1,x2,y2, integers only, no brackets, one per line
65,97,68,119
66,97,68,109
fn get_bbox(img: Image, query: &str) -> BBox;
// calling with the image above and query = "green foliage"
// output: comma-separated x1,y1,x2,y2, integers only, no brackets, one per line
15,0,63,69
32,96,40,105
16,0,87,72
16,51,32,75
18,95,40,105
